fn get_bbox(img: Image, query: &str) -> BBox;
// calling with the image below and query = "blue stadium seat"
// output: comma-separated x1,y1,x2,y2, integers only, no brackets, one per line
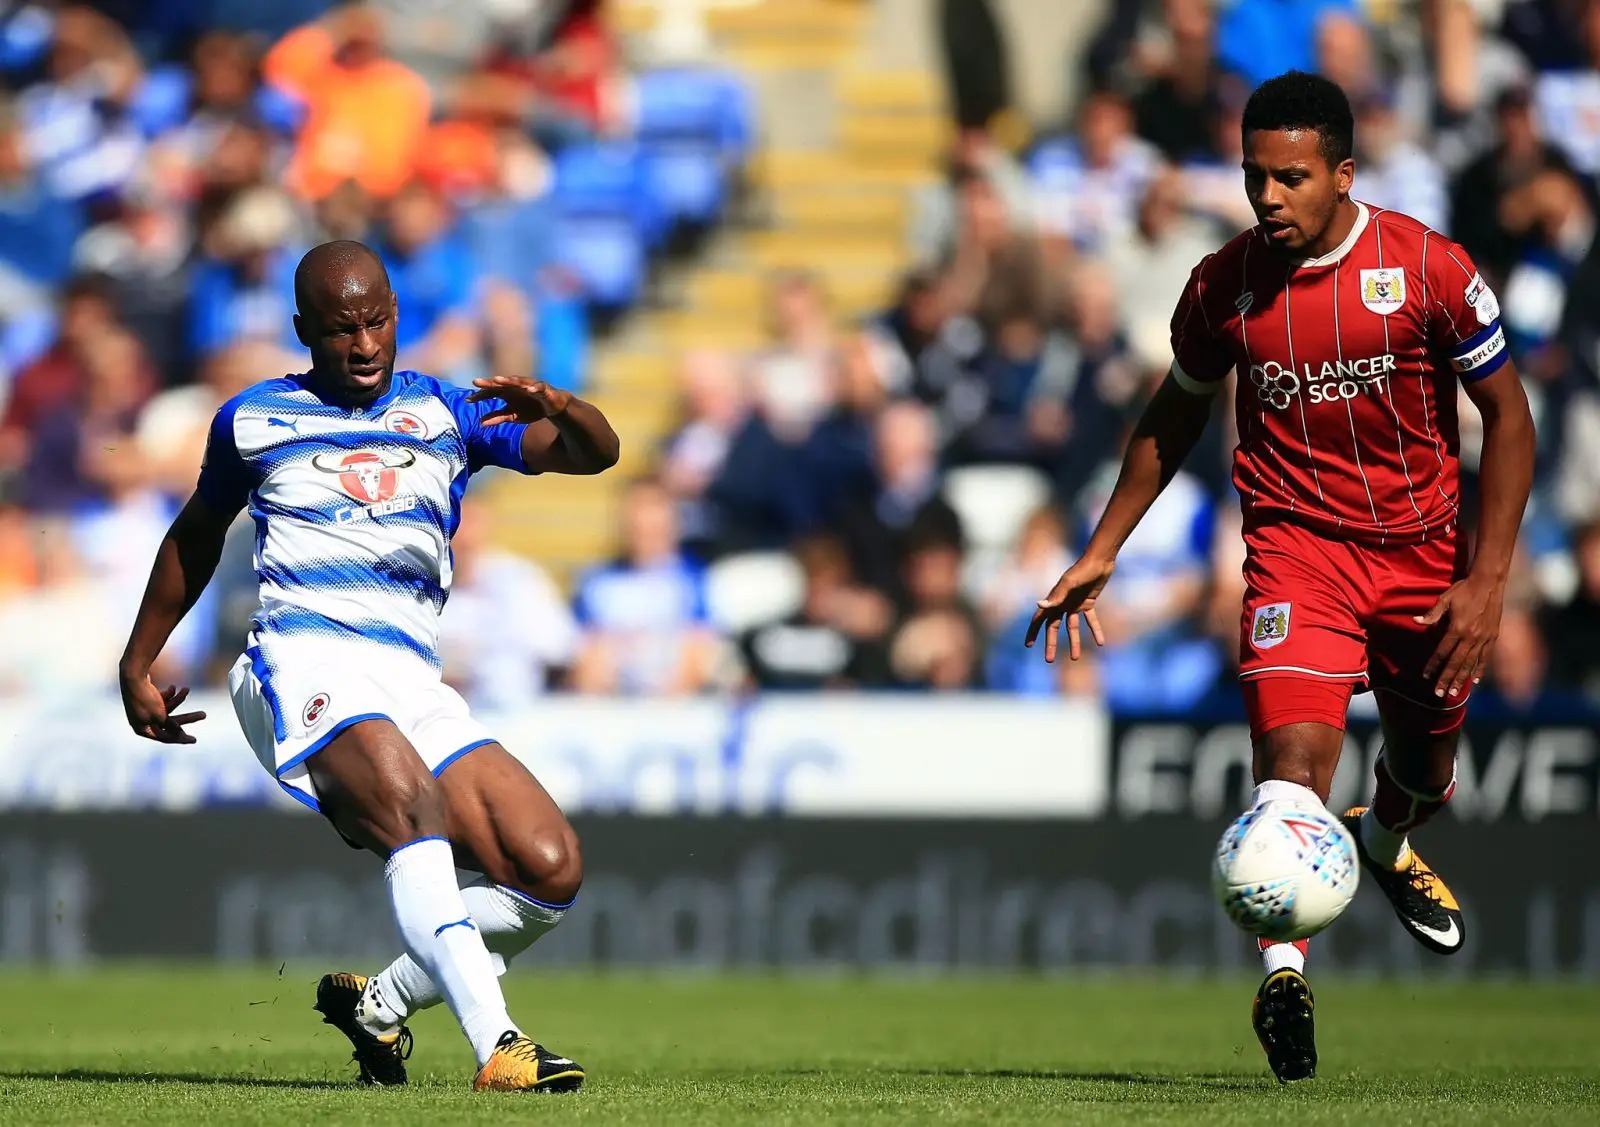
631,68,754,228
553,141,665,248
128,65,194,138
550,143,660,309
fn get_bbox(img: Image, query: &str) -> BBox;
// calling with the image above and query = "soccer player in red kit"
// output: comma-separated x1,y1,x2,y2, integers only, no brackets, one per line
1025,72,1535,1081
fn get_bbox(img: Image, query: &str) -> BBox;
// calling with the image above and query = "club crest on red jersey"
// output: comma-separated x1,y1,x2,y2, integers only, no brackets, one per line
1359,268,1406,315
1251,602,1291,649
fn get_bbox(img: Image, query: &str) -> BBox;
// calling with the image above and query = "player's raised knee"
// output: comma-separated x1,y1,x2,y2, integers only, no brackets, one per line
503,827,583,905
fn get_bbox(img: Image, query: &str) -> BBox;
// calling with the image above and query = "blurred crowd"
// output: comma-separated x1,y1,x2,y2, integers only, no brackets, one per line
620,0,1600,714
6,0,1600,717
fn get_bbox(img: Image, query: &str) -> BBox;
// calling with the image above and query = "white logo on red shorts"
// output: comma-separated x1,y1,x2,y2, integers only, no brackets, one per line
1252,603,1292,649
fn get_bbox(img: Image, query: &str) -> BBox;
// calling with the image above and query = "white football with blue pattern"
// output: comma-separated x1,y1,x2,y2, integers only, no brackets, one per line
1211,801,1359,942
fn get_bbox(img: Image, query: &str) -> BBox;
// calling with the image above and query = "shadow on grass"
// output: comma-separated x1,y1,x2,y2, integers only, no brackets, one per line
891,1067,1263,1090
1,1069,353,1091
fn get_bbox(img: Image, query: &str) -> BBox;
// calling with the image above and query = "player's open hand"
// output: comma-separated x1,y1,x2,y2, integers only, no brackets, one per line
468,375,572,425
1024,555,1113,663
120,675,206,744
1417,574,1506,699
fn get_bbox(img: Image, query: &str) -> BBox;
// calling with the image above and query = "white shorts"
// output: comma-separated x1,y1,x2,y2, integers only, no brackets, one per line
227,632,496,812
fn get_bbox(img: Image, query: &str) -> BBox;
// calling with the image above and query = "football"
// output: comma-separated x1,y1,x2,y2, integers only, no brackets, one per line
1211,802,1360,942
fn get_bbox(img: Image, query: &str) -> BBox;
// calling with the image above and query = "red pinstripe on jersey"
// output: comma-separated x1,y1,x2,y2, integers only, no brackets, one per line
1168,202,1507,545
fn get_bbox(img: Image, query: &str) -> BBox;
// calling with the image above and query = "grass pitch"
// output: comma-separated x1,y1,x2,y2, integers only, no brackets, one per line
0,969,1595,1125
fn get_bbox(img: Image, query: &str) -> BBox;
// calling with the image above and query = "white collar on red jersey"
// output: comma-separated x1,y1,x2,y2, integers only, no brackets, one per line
1282,200,1370,269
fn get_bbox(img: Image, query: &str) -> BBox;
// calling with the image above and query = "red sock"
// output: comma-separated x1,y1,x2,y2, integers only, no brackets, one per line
1257,937,1308,974
1371,754,1454,833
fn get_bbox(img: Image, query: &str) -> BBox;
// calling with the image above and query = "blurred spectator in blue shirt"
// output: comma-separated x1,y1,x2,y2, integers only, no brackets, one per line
1215,0,1362,89
459,132,587,391
189,185,303,359
1078,461,1220,713
1533,2,1600,177
440,497,581,708
16,6,145,205
571,476,721,694
0,100,80,342
378,178,480,381
982,503,1096,697
1030,90,1160,255
1353,88,1448,234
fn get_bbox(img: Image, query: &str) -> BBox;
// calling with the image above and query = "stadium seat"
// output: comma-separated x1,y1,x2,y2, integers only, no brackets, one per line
631,68,755,230
128,65,193,137
550,143,660,309
942,464,1053,552
553,142,666,249
705,551,805,634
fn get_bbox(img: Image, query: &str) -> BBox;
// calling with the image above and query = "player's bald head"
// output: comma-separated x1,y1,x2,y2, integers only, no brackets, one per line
294,240,391,317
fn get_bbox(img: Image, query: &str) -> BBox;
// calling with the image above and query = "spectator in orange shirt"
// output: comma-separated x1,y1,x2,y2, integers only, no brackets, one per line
264,5,431,201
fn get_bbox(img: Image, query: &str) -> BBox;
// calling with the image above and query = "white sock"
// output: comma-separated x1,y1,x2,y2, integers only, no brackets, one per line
1261,942,1307,975
1250,779,1322,809
1358,808,1411,869
383,837,520,1066
362,876,571,1032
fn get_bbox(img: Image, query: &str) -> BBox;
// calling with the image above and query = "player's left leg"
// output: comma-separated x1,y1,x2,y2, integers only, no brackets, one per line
322,743,585,1092
1340,690,1467,954
1348,532,1473,954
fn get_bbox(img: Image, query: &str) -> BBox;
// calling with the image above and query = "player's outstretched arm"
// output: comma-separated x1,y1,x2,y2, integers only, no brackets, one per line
1418,362,1536,699
1025,371,1215,662
118,493,237,743
470,375,621,475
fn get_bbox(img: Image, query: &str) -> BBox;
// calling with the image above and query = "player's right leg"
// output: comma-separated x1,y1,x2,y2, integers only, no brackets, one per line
305,720,530,1085
1239,713,1349,1083
1233,521,1368,1083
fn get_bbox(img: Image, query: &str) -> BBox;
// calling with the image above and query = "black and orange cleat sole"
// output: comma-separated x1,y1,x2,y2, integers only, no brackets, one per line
1253,968,1317,1083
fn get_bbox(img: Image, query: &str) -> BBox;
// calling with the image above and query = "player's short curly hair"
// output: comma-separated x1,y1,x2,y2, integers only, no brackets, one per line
1241,70,1354,167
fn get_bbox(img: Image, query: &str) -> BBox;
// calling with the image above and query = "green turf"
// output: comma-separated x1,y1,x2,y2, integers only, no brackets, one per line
0,969,1595,1125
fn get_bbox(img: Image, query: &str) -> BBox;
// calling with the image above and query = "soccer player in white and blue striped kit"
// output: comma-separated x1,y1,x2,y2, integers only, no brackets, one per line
118,241,619,1092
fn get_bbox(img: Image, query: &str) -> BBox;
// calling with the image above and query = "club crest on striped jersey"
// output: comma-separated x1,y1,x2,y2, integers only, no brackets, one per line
383,409,429,439
1251,602,1291,649
1359,268,1406,315
312,449,416,504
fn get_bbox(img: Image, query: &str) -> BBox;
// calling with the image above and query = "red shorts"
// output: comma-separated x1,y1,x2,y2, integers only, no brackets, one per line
1238,519,1471,739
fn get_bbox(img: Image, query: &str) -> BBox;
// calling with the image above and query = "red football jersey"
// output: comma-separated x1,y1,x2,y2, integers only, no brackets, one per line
1169,202,1508,545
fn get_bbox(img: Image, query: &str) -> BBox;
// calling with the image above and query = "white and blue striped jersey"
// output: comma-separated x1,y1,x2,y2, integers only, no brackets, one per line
197,369,533,672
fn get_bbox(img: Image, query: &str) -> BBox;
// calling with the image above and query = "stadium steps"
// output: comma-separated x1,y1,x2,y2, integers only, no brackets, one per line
484,0,945,591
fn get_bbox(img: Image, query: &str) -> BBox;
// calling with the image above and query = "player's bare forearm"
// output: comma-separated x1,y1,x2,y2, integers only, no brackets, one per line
118,494,235,680
1462,364,1536,585
1082,374,1215,562
520,396,621,475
